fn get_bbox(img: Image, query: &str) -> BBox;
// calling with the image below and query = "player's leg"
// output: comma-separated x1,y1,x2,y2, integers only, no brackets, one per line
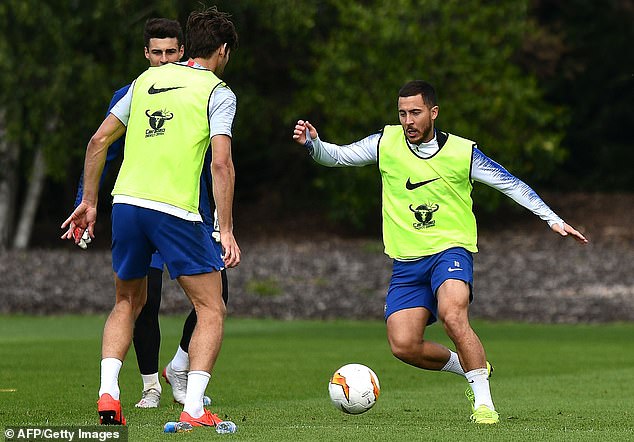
177,271,225,425
386,307,456,369
178,272,224,371
164,269,227,405
384,258,465,376
98,275,147,424
178,269,227,354
132,263,163,408
99,203,154,425
436,279,485,371
103,276,148,360
437,279,497,423
434,248,498,424
151,212,226,426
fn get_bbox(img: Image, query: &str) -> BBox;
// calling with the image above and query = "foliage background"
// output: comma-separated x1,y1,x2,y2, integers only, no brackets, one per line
0,0,631,245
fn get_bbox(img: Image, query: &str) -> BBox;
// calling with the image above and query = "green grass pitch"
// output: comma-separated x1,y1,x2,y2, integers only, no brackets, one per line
1,316,633,441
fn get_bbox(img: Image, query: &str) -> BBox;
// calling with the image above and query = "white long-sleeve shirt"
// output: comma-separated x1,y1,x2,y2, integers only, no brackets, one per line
306,130,564,228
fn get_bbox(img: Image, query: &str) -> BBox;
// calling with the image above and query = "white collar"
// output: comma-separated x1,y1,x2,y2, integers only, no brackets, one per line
406,132,439,159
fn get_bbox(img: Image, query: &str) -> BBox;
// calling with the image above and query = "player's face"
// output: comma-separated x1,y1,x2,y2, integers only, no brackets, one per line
398,94,438,144
144,37,184,66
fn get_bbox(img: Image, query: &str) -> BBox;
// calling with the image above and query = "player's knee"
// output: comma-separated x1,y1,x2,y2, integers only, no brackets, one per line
195,301,226,322
441,313,470,341
389,338,417,363
112,296,144,320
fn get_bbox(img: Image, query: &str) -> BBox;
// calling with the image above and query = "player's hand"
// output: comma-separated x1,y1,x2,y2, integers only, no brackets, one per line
220,231,241,268
293,120,318,146
551,222,588,244
61,202,97,246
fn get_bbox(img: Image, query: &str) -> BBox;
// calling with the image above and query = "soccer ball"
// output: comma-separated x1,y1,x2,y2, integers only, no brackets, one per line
328,363,380,414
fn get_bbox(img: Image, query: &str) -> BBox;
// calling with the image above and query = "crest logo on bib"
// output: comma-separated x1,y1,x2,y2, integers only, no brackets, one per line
409,203,439,229
145,109,174,137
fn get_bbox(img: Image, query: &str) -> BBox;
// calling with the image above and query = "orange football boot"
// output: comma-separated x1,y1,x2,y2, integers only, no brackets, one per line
97,393,126,425
179,409,223,427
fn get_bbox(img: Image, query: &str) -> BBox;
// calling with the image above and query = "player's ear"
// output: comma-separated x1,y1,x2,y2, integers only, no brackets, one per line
430,105,439,121
144,47,150,61
219,43,228,58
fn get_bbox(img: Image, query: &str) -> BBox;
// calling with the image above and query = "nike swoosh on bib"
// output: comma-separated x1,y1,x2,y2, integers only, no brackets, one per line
406,177,440,190
148,84,185,94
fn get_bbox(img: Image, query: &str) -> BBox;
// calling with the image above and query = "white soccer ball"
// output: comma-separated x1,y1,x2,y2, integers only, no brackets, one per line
328,363,380,414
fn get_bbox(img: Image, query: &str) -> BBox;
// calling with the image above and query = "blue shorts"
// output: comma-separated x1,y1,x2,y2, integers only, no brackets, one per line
111,203,224,280
149,219,217,271
384,247,474,324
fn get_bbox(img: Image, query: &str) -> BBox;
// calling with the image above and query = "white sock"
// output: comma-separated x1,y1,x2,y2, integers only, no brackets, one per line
99,358,123,400
183,371,211,418
141,373,161,392
465,368,495,410
441,351,465,376
171,346,190,372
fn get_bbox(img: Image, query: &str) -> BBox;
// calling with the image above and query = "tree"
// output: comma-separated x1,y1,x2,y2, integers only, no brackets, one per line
525,0,634,191
0,110,19,250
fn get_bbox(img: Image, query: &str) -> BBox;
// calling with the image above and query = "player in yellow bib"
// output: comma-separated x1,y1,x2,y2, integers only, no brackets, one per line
62,6,240,429
293,80,587,424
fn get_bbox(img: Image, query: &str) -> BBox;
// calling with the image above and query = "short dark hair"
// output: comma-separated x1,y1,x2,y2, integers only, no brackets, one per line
186,6,238,59
143,18,183,48
398,80,437,108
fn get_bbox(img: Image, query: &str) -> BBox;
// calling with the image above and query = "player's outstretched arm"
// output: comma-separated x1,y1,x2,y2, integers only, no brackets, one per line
61,114,125,245
550,222,588,244
292,120,318,146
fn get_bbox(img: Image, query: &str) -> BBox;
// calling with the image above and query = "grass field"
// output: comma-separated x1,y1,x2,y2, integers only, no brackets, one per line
1,316,633,441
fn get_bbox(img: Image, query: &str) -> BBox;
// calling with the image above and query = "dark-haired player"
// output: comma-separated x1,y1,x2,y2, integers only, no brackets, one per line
293,80,587,424
63,7,240,427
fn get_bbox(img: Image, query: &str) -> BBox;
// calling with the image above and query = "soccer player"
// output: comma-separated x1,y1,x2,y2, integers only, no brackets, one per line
61,6,240,428
292,80,588,424
70,17,229,410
